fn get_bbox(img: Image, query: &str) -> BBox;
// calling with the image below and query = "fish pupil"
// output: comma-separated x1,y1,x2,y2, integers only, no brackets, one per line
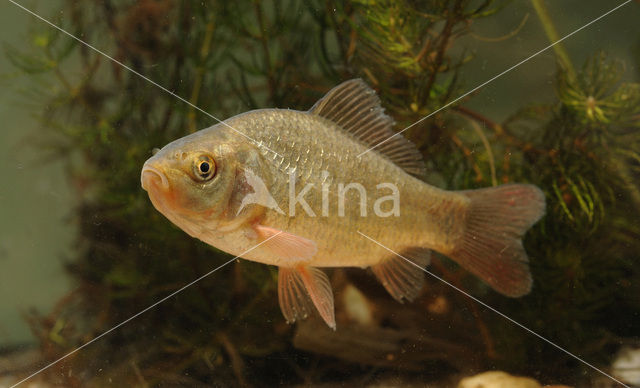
200,162,210,173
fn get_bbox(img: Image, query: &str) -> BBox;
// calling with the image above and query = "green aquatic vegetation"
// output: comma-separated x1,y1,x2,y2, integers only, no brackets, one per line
5,0,639,386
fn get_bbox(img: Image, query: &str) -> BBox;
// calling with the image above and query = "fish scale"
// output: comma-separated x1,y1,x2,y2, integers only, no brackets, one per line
142,79,545,329
223,108,466,267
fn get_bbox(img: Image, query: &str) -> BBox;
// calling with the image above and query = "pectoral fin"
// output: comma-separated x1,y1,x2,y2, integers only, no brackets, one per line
371,247,431,302
278,266,335,330
254,225,318,264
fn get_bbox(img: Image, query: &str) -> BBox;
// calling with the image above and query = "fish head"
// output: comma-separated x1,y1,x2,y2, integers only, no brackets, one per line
141,131,240,235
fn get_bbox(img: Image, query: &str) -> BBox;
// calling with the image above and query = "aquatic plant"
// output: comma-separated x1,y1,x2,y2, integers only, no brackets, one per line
5,0,639,386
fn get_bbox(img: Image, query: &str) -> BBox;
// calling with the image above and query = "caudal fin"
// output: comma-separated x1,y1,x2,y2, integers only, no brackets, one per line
449,184,545,297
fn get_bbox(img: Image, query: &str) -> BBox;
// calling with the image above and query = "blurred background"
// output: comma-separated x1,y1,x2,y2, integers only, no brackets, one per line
1,1,639,386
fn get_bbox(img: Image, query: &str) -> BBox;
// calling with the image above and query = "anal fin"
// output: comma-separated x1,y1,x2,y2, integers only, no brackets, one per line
278,266,336,329
371,247,430,303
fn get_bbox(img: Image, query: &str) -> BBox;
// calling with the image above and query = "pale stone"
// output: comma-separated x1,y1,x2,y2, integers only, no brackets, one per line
457,371,542,388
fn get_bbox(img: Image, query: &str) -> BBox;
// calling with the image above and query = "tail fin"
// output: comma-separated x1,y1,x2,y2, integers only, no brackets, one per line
449,184,545,297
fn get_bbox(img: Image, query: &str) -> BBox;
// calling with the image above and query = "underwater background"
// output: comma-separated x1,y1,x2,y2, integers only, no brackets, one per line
1,0,639,386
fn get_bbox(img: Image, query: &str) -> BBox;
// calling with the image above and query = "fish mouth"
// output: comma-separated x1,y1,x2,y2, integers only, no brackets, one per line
141,164,169,191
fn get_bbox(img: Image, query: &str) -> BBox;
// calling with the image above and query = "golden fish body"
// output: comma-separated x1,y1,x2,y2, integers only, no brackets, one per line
142,79,545,329
221,110,466,265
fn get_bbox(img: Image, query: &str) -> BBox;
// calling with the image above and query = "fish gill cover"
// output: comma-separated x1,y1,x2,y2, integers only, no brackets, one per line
3,0,639,386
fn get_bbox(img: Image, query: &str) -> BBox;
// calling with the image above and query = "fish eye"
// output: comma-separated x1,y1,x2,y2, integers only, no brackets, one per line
193,155,216,181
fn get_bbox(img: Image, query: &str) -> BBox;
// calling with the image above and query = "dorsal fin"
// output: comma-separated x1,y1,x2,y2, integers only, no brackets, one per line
309,79,426,179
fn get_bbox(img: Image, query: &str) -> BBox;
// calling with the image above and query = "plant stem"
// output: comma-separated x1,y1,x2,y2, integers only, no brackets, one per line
188,15,216,133
530,0,576,80
467,117,498,187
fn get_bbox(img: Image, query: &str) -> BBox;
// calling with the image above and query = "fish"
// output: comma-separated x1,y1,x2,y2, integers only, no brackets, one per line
141,79,546,329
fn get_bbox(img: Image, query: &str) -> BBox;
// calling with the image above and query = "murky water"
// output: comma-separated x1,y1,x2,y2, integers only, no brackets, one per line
1,1,638,387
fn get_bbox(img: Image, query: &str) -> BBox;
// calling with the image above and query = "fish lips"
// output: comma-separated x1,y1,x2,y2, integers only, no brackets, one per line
141,163,170,192
141,163,175,220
